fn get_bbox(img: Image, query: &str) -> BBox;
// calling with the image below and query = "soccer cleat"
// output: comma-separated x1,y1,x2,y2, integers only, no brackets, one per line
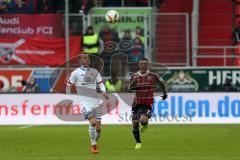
140,125,148,133
135,143,142,149
91,145,99,154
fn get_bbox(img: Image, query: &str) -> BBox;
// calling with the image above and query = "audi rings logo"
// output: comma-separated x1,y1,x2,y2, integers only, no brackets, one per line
104,40,133,53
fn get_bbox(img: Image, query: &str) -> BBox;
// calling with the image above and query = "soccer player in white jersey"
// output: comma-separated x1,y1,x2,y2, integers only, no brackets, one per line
66,54,109,154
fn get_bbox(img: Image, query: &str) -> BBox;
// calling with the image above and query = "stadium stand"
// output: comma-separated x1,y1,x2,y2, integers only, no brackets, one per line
197,0,233,66
156,0,193,66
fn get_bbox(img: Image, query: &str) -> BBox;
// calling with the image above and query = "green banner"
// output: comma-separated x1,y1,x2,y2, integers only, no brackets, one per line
158,68,240,92
90,7,152,36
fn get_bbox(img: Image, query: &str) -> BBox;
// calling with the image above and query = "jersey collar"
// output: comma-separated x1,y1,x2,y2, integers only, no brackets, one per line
137,70,149,76
80,66,90,71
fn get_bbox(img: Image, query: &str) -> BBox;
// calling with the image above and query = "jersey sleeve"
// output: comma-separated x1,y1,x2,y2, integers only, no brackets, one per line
96,71,106,92
129,73,136,84
128,73,137,92
96,72,103,84
153,73,167,94
68,71,77,85
157,74,164,82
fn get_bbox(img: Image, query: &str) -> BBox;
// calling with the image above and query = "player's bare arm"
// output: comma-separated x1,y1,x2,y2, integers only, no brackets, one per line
155,74,168,100
97,80,109,100
128,74,138,91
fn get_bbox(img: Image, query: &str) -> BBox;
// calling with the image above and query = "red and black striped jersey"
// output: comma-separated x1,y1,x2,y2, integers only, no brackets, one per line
129,71,163,105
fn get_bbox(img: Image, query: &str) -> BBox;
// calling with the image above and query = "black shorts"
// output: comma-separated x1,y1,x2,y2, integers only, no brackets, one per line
131,104,153,121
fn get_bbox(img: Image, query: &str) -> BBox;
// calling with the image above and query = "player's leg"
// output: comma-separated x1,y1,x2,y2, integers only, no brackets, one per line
140,114,148,133
87,105,102,154
95,120,101,142
94,107,102,143
88,114,99,154
88,114,97,144
81,105,98,153
140,105,152,133
131,105,142,149
132,120,142,149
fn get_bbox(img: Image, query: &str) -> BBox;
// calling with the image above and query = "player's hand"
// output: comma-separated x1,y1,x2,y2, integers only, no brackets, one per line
161,94,168,100
102,92,109,100
128,75,139,91
133,75,140,82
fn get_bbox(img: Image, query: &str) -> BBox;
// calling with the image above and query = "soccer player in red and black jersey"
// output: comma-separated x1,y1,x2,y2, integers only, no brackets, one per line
128,58,168,149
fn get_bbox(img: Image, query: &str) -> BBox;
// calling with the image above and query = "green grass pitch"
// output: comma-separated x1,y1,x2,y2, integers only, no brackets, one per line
0,125,240,160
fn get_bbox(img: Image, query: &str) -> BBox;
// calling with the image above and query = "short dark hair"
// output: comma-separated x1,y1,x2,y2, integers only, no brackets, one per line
79,53,89,59
139,57,148,61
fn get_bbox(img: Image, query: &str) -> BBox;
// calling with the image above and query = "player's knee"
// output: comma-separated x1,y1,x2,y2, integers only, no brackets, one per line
89,119,96,127
96,128,101,133
95,124,101,133
88,114,96,126
140,115,148,126
140,114,147,121
90,122,96,127
132,121,139,129
140,120,148,126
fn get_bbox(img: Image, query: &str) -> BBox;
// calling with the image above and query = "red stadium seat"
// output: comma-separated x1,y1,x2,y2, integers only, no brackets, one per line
235,5,240,15
235,44,240,53
235,44,240,65
235,17,240,27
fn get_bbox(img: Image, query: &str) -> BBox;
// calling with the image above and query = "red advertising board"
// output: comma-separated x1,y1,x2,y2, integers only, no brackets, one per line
0,14,64,38
0,36,81,66
0,70,32,92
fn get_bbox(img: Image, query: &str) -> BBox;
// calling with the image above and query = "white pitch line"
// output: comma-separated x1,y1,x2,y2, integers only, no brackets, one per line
18,125,34,129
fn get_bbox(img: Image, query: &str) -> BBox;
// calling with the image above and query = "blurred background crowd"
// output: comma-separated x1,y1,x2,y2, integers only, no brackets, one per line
0,0,162,14
0,0,239,93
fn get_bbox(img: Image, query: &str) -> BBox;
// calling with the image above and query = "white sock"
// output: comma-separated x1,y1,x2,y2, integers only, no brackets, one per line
95,130,101,142
89,125,96,145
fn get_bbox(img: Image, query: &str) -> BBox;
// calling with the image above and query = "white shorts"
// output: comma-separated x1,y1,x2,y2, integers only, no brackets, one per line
78,96,102,121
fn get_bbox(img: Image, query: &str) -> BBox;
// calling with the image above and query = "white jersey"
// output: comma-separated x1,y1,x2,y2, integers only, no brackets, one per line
68,67,104,117
68,67,102,90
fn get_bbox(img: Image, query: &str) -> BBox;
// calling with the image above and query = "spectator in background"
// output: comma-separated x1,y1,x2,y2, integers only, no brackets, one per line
135,26,144,44
21,77,40,93
9,0,34,13
129,37,144,62
82,26,100,55
0,0,8,13
37,0,55,13
222,78,237,91
6,0,17,13
120,30,133,56
99,25,119,45
105,72,123,92
99,25,119,76
122,30,132,41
